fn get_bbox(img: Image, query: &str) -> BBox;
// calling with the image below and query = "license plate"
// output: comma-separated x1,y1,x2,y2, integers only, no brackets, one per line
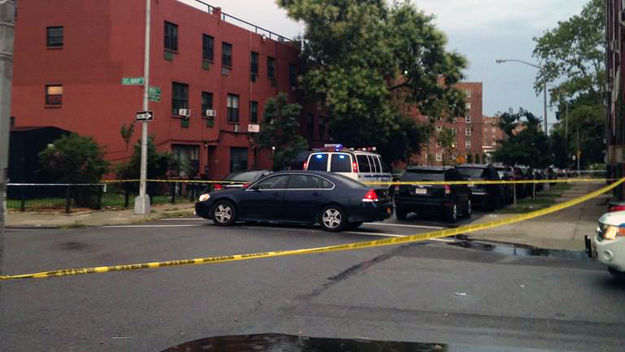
414,188,427,195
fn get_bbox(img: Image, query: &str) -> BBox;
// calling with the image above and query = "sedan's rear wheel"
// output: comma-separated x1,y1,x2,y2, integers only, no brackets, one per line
212,201,237,226
445,202,458,223
462,199,472,218
319,206,347,232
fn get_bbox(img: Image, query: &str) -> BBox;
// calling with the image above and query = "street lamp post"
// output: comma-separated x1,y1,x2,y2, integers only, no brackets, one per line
135,0,152,215
495,59,549,135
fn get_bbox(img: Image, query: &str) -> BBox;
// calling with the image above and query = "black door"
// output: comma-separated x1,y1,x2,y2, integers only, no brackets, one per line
283,174,334,223
239,175,289,220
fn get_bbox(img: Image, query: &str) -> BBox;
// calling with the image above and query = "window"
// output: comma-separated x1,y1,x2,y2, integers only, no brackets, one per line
466,140,472,149
451,128,457,136
256,175,290,190
172,145,199,177
250,101,258,124
319,116,325,139
289,64,297,86
46,26,63,47
172,82,188,116
288,175,333,189
164,22,178,51
307,114,314,138
492,128,496,133
330,154,352,173
45,85,63,105
201,92,213,127
229,147,248,172
436,141,441,147
436,153,443,162
308,154,328,171
492,141,497,146
466,102,472,111
227,94,239,123
250,51,259,75
465,128,472,136
222,42,232,67
368,155,380,173
201,92,213,116
267,56,275,79
202,34,214,61
452,117,458,123
435,125,442,132
465,115,472,123
465,89,471,99
356,155,372,173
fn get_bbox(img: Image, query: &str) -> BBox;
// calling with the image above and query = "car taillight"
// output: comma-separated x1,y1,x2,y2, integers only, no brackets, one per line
303,162,308,170
362,189,378,202
213,184,223,191
242,183,250,188
444,184,451,195
609,205,625,212
353,162,359,173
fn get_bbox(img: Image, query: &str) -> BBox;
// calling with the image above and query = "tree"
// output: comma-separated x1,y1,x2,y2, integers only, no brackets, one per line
39,134,109,184
436,127,456,165
116,137,182,182
253,93,308,171
38,134,110,207
493,109,552,169
120,122,135,155
277,0,467,164
533,0,604,167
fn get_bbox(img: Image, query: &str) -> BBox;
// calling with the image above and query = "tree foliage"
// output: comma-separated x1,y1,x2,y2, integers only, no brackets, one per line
116,137,182,181
39,134,110,183
436,127,456,165
532,0,605,168
277,0,467,164
493,109,552,169
254,93,308,171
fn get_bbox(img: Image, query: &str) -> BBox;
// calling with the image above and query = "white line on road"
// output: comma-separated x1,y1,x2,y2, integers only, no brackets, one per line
345,231,406,238
162,218,203,221
103,225,201,228
364,222,444,230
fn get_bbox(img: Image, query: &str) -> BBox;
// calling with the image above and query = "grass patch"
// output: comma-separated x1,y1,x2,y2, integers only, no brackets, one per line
497,182,573,214
61,221,87,229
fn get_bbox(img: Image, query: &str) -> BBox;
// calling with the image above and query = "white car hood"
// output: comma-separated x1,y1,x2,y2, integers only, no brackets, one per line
599,210,625,226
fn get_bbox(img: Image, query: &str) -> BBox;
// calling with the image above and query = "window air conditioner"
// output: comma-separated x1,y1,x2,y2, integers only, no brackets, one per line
234,124,240,132
205,109,217,117
178,109,191,118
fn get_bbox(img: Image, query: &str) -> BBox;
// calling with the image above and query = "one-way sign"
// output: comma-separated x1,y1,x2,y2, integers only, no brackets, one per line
136,110,154,121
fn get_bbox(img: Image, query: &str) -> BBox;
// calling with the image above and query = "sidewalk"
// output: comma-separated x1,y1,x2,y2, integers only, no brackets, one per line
467,182,611,251
5,202,196,228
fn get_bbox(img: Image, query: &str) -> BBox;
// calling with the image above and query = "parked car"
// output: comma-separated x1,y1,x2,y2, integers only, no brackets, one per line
518,166,535,197
493,165,515,204
394,166,471,222
304,144,393,199
207,170,273,192
195,171,393,232
586,211,625,278
456,164,505,210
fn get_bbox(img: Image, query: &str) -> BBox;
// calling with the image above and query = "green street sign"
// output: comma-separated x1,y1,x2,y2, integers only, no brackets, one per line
148,93,161,102
148,86,161,95
122,77,145,85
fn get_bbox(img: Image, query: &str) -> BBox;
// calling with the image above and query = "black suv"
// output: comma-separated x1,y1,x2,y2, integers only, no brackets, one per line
455,164,505,210
394,166,472,223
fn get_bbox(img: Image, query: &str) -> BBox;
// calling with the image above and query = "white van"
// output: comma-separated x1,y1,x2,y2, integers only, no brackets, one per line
303,145,392,190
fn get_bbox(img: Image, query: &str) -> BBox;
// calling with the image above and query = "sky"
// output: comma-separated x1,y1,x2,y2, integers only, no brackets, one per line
180,0,589,127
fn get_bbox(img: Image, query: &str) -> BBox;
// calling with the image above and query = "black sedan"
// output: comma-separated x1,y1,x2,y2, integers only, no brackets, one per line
209,170,273,192
195,171,393,232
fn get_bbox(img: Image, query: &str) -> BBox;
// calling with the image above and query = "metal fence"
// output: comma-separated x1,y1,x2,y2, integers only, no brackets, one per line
6,182,208,213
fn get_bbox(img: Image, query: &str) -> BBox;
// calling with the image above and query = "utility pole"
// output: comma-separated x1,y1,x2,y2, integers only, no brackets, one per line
134,0,151,215
0,0,16,278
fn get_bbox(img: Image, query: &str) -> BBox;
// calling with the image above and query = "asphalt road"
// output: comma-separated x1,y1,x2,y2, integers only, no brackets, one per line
1,215,624,352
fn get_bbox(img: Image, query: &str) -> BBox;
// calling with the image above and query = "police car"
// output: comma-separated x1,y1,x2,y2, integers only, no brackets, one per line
303,144,393,197
586,210,625,278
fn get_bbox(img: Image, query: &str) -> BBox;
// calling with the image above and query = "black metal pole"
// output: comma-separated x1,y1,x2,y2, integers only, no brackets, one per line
65,185,70,214
20,184,25,212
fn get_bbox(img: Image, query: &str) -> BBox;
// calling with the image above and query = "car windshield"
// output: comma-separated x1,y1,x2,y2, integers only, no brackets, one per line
457,168,487,180
401,170,445,181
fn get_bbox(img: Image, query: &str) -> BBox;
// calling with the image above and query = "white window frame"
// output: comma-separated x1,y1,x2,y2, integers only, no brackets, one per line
465,140,472,149
436,153,443,162
451,128,457,136
435,141,441,147
466,102,471,111
435,125,443,132
465,115,472,123
465,128,472,136
465,89,471,98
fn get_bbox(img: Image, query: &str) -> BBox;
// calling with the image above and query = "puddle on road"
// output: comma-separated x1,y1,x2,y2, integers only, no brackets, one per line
447,235,590,261
160,333,547,352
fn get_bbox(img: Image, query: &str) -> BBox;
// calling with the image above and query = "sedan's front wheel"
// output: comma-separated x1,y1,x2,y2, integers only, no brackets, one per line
212,201,237,226
319,206,347,232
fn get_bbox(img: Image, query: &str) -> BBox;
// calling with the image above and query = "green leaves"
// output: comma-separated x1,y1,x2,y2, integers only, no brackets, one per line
254,93,308,171
278,0,467,164
493,109,552,169
38,134,110,184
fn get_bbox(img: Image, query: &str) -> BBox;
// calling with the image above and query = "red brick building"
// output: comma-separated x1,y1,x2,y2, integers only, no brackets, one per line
411,82,486,166
10,0,321,180
481,115,506,158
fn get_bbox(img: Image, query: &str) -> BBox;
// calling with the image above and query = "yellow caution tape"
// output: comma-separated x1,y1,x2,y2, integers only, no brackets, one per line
365,178,612,186
100,179,245,184
2,178,622,282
